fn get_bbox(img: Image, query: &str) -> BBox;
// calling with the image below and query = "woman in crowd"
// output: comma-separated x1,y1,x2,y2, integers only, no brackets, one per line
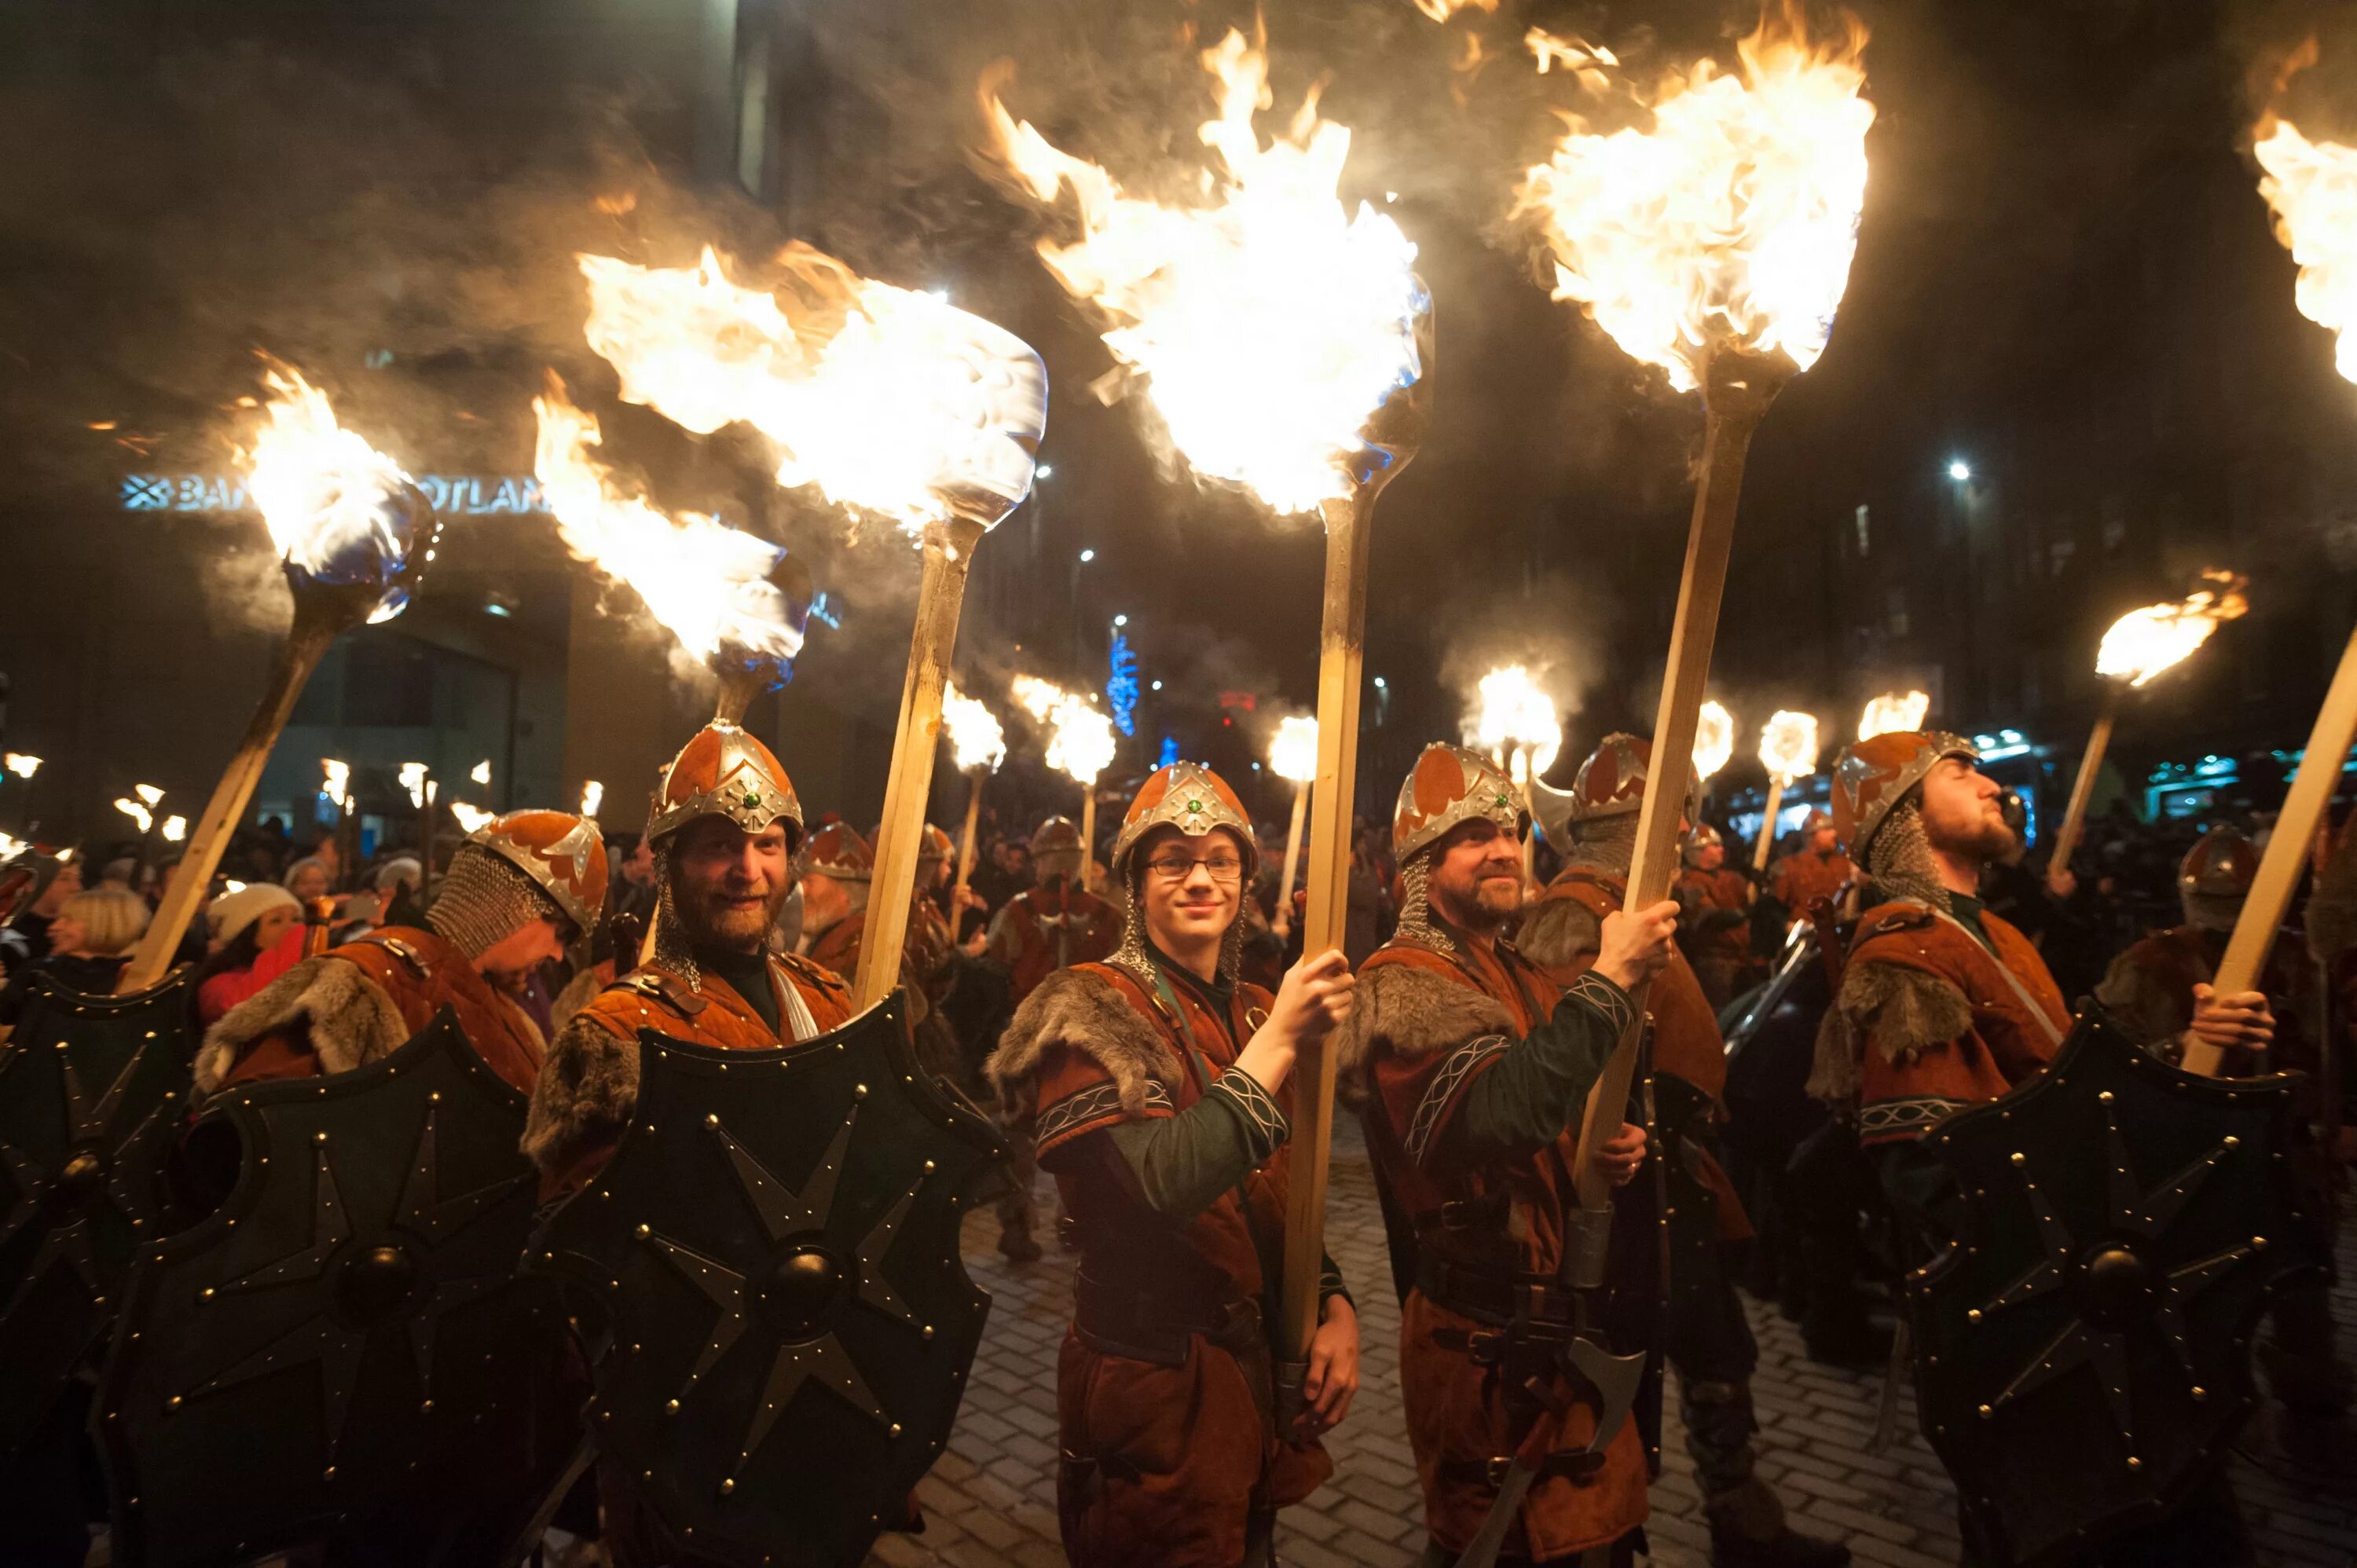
191,882,306,1028
0,885,152,1027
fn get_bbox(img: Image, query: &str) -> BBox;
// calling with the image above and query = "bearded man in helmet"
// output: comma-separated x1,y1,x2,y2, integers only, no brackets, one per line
1518,735,1844,1566
198,809,607,1101
1768,809,1851,917
524,722,855,1200
987,762,1360,1567
1676,823,1758,1009
1336,744,1669,1566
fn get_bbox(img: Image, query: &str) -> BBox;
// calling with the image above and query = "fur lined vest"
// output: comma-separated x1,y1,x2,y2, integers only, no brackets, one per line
1517,866,1728,1103
196,926,543,1103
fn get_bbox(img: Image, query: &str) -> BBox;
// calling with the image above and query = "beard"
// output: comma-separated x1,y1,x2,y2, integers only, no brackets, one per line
1923,808,2015,864
1473,874,1523,918
673,871,791,953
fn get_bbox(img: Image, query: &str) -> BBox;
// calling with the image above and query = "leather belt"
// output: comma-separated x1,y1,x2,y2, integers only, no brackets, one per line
1072,1269,1259,1368
1417,1255,1580,1331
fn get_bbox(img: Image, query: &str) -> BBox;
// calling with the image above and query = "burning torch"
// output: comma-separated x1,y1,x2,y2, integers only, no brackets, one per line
1858,688,1929,742
981,24,1432,1383
941,680,1007,891
1470,665,1563,885
1267,715,1319,937
564,244,1046,1013
1514,4,1875,1203
2046,572,2249,880
1693,699,1736,801
1016,676,1118,881
1751,710,1820,872
120,359,435,993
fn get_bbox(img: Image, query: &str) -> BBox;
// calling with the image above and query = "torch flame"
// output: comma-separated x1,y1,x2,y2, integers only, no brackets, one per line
449,802,497,835
470,760,493,788
581,780,604,818
2256,112,2357,383
1468,665,1562,780
114,797,154,834
1514,3,1874,390
161,815,187,843
534,373,807,672
1409,0,1498,20
1010,673,1066,724
1046,698,1118,786
979,29,1427,515
1693,700,1736,782
134,783,164,807
1857,689,1928,741
2095,571,2249,689
1758,709,1820,785
243,357,424,622
321,760,351,810
943,681,1009,772
398,762,429,810
3,753,40,779
1270,715,1320,784
576,245,1046,536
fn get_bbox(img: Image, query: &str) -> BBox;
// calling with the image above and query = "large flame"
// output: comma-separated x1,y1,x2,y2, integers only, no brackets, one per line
1758,709,1820,784
1857,689,1928,741
979,28,1426,515
2095,571,2249,689
1693,700,1736,782
534,374,806,672
1514,4,1873,390
577,244,1045,537
1468,665,1562,782
4,754,41,779
1012,675,1117,783
943,680,1009,771
1270,714,1320,784
398,762,430,810
243,357,427,622
449,802,497,835
2256,113,2357,383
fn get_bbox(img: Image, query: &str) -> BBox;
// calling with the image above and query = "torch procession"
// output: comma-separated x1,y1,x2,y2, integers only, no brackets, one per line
20,5,2357,1566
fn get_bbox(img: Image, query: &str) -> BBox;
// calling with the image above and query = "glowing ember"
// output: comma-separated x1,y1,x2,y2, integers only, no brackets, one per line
1693,700,1736,781
1857,689,1929,741
577,245,1045,535
242,357,427,622
2256,114,2357,383
321,760,351,809
535,373,806,672
449,802,497,835
398,762,429,809
1468,665,1562,782
114,797,153,834
3,753,40,779
1514,4,1874,390
581,780,604,818
2095,571,2249,689
979,27,1427,515
1270,715,1320,785
1758,709,1820,784
942,681,1008,772
161,816,187,843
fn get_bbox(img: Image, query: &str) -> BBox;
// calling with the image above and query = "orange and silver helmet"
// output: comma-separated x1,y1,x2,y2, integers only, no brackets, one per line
1802,808,1834,837
916,823,955,870
1028,815,1083,858
2179,826,2257,903
1681,823,1725,866
465,809,610,936
1831,731,1978,859
1392,744,1523,866
646,720,803,850
799,822,874,882
1108,761,1258,884
1530,731,1651,847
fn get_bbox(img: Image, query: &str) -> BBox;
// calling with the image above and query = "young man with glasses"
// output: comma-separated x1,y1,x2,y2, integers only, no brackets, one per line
988,760,1360,1567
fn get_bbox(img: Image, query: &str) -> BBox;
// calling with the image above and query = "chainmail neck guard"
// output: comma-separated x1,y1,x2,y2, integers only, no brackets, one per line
2183,892,2240,934
1864,799,1954,915
1393,853,1453,954
648,845,705,991
426,844,562,961
1565,815,1638,877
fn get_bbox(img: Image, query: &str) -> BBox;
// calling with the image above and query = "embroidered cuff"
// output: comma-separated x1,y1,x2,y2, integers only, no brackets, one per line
1567,970,1636,1037
1859,1094,1974,1144
1405,1035,1512,1166
1035,1078,1173,1155
1209,1067,1288,1161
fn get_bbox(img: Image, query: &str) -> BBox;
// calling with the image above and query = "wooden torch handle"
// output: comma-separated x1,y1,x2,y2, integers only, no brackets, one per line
955,769,985,891
1752,778,1785,872
2047,683,2121,881
2186,625,2357,1074
119,614,342,994
1278,779,1309,927
856,518,984,1012
1277,484,1377,1365
1571,350,1786,1208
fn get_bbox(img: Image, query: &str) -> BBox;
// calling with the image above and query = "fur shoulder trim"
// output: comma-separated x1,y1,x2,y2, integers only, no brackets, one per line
521,1006,639,1175
1336,955,1513,1078
1516,895,1602,972
1807,955,1974,1105
984,965,1178,1122
194,955,408,1101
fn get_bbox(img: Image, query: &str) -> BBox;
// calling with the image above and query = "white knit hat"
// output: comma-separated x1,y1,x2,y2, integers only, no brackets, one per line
207,882,300,946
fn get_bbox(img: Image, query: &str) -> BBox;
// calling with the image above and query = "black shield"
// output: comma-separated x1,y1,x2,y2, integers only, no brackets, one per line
95,1009,574,1568
1907,1007,2325,1566
532,995,1003,1568
0,969,192,1457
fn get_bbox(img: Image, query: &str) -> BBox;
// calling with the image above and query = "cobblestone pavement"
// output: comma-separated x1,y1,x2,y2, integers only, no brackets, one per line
873,1119,2357,1568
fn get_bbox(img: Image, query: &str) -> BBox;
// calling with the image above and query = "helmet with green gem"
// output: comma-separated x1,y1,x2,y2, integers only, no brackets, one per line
1107,762,1259,887
1392,743,1524,866
644,720,804,852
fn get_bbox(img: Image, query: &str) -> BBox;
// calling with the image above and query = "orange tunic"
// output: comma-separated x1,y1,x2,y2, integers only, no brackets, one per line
524,951,855,1200
989,884,1122,1003
1673,866,1752,964
1844,900,2069,1146
1354,939,1650,1561
1524,867,1728,1105
1771,848,1854,911
993,961,1329,1568
205,926,547,1097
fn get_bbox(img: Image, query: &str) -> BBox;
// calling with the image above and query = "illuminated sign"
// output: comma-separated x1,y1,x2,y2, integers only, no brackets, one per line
123,473,550,516
1106,631,1139,738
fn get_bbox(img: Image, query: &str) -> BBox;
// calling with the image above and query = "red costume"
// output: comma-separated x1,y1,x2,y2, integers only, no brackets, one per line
1770,844,1853,911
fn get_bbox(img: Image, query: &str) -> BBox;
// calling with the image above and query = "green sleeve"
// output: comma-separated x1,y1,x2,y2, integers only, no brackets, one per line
1100,1067,1288,1222
1428,973,1635,1174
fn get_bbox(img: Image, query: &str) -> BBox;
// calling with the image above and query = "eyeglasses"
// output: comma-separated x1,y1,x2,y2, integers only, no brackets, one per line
1144,852,1244,883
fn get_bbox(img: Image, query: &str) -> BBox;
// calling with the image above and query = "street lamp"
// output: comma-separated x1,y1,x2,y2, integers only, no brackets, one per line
1946,459,1971,483
1078,548,1094,563
1113,614,1128,628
